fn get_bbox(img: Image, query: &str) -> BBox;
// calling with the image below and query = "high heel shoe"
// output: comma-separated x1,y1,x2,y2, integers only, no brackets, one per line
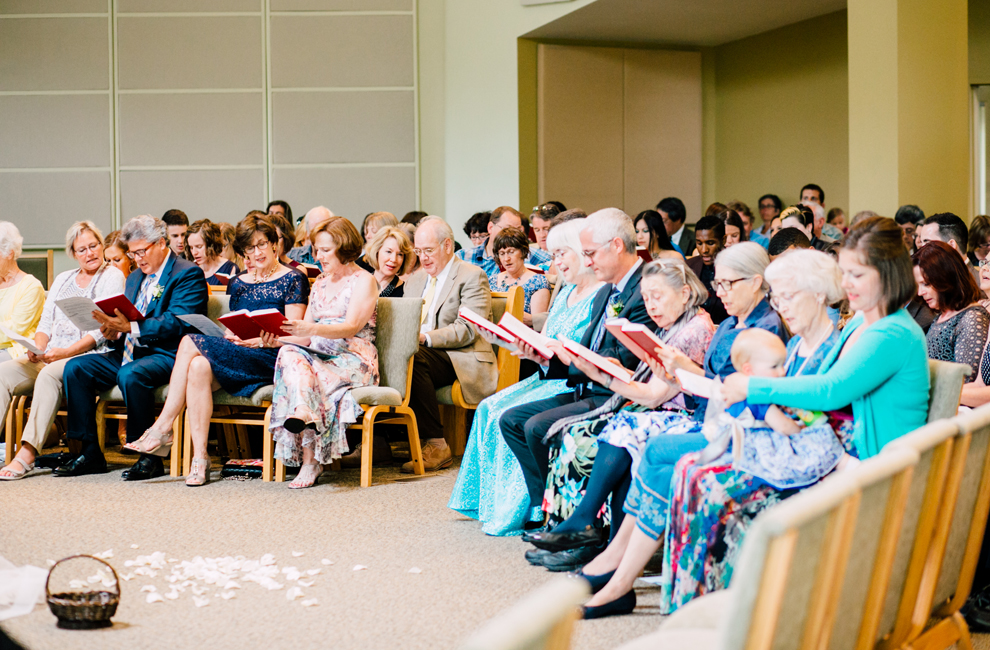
573,569,616,594
185,458,211,487
581,590,636,619
124,428,174,457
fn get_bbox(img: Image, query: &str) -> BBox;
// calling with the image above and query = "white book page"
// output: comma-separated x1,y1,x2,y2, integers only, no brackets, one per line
0,325,44,355
54,296,102,331
177,314,228,338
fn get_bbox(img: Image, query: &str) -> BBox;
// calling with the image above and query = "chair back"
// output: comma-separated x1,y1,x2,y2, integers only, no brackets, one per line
458,577,587,650
927,359,969,422
17,250,54,290
873,420,960,650
824,447,920,650
207,293,231,325
493,286,524,392
718,472,861,650
375,297,422,403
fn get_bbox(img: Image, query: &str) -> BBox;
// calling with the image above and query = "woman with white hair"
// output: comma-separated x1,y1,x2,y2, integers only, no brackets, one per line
448,217,603,535
0,222,46,364
0,221,125,479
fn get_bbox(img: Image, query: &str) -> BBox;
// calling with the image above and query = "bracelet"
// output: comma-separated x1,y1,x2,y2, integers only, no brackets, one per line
605,374,613,389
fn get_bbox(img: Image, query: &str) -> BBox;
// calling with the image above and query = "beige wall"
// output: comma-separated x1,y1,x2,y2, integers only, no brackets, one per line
712,10,849,219
536,45,702,218
972,0,990,85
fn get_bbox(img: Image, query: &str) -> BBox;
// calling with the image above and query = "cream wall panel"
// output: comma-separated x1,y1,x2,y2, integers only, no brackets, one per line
538,44,624,213
1,172,112,244
117,16,262,89
0,0,106,13
623,50,702,219
117,0,260,12
118,93,264,166
120,170,265,223
270,15,413,88
0,18,109,91
272,91,414,164
272,167,415,222
0,95,111,168
272,0,411,10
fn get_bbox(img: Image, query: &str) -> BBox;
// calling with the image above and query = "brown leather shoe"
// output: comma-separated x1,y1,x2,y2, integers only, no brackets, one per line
401,440,452,473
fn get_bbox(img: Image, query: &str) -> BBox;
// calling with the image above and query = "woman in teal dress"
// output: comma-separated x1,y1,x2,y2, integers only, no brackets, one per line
449,218,602,535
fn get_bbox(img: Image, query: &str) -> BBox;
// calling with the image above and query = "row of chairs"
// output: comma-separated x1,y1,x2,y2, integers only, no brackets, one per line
3,287,526,487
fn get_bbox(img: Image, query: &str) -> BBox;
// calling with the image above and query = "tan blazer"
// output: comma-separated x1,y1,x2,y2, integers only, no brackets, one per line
405,257,498,404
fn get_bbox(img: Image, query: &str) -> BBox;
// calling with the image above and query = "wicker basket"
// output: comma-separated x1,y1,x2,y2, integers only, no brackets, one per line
46,555,120,629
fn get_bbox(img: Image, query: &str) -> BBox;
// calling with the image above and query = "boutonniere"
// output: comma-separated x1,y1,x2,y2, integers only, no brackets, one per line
151,283,164,300
608,300,624,318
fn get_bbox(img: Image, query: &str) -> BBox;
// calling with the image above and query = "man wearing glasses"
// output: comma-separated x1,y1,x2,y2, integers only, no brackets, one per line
457,206,553,283
59,215,208,480
403,216,498,473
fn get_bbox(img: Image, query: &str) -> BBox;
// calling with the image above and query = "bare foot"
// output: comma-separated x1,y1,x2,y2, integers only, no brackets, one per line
289,463,323,489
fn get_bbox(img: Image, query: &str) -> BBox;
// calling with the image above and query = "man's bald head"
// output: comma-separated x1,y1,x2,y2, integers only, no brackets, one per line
305,206,334,233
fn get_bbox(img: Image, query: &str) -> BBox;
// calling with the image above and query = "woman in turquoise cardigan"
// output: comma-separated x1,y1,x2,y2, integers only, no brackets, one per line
721,216,930,459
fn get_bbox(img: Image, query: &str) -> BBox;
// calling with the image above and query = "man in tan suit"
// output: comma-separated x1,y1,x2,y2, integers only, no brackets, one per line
403,216,498,471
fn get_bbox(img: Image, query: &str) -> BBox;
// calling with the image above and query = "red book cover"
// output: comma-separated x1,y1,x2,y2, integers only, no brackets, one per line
95,293,145,322
558,337,633,384
301,264,321,278
213,271,234,286
636,247,653,262
498,312,555,360
621,323,667,367
218,310,263,340
247,309,289,337
459,307,515,345
605,318,651,365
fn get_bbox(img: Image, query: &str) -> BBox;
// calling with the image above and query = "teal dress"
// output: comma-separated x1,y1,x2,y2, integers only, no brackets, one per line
448,283,598,535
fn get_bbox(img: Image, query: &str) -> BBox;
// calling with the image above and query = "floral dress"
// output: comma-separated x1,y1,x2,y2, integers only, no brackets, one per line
447,283,598,535
270,272,379,466
489,272,551,313
657,328,842,615
543,310,716,527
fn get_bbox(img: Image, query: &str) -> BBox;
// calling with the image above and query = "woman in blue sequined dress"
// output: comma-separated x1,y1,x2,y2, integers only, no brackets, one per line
124,214,307,486
449,218,602,535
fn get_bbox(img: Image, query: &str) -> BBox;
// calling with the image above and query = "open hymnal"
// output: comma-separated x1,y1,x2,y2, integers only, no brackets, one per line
56,294,147,331
557,336,633,384
605,318,669,368
674,369,716,399
498,312,555,360
458,307,516,348
217,309,289,340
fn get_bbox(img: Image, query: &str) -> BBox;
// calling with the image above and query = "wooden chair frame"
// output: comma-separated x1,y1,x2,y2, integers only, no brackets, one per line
186,402,271,477
95,398,183,476
18,250,54,290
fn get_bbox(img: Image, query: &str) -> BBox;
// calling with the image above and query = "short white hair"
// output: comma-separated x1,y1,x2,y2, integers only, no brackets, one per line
765,248,844,304
65,220,105,258
546,218,596,280
584,208,636,253
120,215,166,246
416,216,454,244
0,222,23,259
714,241,771,292
305,206,334,232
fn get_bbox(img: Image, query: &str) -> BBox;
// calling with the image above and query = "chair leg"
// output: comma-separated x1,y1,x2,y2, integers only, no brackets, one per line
275,458,286,482
262,405,274,482
360,409,375,488
404,410,425,477
95,400,107,453
14,396,25,452
440,405,457,450
180,408,191,477
4,399,13,465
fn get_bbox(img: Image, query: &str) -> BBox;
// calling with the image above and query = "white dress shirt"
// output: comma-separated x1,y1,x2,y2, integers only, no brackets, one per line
420,256,456,346
130,251,172,339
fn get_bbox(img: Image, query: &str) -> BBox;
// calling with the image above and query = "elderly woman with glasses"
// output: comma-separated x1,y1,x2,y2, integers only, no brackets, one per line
0,221,125,480
489,227,551,326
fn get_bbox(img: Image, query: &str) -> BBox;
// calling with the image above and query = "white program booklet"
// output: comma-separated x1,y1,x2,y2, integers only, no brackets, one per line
0,325,44,355
675,369,716,399
177,314,228,339
54,296,103,331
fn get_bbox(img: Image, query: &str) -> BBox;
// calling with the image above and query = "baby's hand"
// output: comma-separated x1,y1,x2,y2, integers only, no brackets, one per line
835,453,860,472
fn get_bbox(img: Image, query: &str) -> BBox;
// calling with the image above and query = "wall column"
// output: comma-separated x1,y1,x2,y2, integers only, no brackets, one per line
848,0,969,217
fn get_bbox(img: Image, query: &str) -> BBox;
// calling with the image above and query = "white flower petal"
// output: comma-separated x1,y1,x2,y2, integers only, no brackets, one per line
297,579,315,587
260,554,276,566
140,585,156,593
306,569,321,576
301,599,319,607
130,544,140,549
165,592,179,600
95,549,114,559
286,587,304,601
221,591,236,600
352,565,367,571
408,567,423,574
291,551,304,557
320,559,333,566
223,581,240,590
193,596,210,608
69,580,86,589
146,593,164,604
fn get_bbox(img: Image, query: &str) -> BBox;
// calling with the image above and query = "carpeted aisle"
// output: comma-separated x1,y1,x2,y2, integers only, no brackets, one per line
0,452,663,650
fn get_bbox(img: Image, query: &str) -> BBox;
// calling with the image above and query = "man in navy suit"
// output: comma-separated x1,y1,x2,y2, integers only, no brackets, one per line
57,215,208,480
500,209,657,540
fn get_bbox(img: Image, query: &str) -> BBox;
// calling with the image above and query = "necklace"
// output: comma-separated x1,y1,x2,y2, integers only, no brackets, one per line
786,319,835,377
254,261,279,283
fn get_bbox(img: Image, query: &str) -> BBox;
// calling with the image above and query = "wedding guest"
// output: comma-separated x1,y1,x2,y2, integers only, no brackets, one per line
962,259,990,407
104,230,136,277
757,194,783,236
288,206,334,270
722,211,747,247
530,203,560,251
686,215,729,324
184,220,238,286
656,197,693,255
490,227,551,326
219,222,241,269
727,200,767,248
449,217,603,534
969,215,990,267
124,215,307,486
457,206,553,280
59,215,209,480
267,199,292,225
634,210,682,259
162,209,188,257
268,217,380,489
366,226,414,298
463,212,491,250
913,241,989,381
827,207,847,234
357,212,399,271
0,222,125,479
895,204,925,254
0,223,45,364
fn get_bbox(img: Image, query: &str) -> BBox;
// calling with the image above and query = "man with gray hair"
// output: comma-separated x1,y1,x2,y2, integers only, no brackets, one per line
401,216,498,472
500,208,656,563
59,215,208,480
287,205,334,270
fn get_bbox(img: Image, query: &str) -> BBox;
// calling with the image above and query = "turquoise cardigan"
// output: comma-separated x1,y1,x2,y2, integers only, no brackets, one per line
748,308,929,459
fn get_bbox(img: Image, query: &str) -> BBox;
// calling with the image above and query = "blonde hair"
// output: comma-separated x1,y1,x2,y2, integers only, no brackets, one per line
366,226,416,276
730,328,786,371
65,220,105,258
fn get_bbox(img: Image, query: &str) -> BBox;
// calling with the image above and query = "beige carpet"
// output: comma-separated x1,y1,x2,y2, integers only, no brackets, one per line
0,450,664,650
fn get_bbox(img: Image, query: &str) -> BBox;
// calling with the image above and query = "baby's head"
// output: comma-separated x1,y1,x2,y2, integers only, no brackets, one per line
730,329,787,378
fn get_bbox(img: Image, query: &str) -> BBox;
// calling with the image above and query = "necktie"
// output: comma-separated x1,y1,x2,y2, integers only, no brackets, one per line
590,286,621,352
421,276,437,325
121,276,154,365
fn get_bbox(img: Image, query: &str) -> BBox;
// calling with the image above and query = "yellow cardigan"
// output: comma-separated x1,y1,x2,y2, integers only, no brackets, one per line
0,274,46,358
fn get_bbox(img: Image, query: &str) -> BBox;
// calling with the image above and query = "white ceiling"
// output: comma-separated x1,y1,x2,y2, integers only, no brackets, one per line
523,0,847,48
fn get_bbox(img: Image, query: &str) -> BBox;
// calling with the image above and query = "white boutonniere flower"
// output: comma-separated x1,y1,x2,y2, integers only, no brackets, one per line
151,283,164,300
608,300,624,318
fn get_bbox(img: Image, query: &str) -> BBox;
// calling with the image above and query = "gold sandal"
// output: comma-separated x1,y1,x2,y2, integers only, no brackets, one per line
124,428,174,457
185,458,211,487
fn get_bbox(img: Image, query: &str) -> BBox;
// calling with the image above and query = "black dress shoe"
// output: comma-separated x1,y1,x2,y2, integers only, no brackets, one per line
523,514,548,532
36,452,75,470
525,548,552,566
542,543,606,572
964,586,990,632
121,455,164,482
529,526,605,552
52,453,107,477
574,569,616,594
581,590,636,619
522,526,551,544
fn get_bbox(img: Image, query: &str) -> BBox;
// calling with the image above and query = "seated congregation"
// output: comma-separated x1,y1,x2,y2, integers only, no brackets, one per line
1,193,987,631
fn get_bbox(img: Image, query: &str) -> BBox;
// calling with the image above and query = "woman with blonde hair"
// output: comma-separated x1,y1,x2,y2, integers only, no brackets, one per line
365,225,414,297
0,221,125,479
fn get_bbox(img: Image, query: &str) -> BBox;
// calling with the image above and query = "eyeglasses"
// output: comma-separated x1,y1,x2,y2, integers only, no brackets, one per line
243,242,274,254
581,243,609,259
126,243,158,260
713,277,752,292
980,259,990,269
413,245,441,258
469,234,487,245
74,242,101,256
768,290,801,310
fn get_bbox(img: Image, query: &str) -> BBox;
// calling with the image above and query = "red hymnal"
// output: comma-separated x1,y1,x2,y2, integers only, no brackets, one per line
459,307,516,346
498,312,555,360
558,337,633,384
636,247,653,262
218,309,288,340
213,271,234,286
301,263,321,278
95,294,145,322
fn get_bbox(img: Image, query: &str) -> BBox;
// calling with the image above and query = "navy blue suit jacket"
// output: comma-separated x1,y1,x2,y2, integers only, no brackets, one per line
112,253,209,358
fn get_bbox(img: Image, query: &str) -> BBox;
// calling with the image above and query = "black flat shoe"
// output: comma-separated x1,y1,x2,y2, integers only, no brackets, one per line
542,544,606,572
36,452,75,470
525,548,552,566
52,453,107,477
581,590,636,619
121,455,164,482
574,569,616,594
522,526,551,543
529,526,605,552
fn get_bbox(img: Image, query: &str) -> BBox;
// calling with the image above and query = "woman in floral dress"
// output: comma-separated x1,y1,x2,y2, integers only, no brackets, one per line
267,217,380,489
